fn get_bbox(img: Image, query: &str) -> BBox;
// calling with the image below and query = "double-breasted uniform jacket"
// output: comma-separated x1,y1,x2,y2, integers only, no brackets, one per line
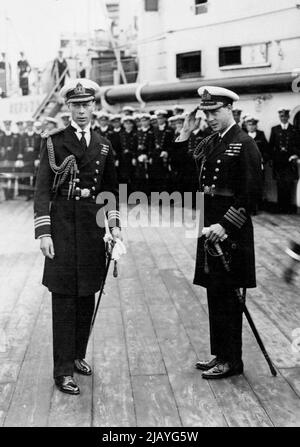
136,127,154,182
149,124,174,190
269,124,300,180
119,129,137,183
33,124,120,297
22,131,38,171
176,124,263,288
1,131,18,164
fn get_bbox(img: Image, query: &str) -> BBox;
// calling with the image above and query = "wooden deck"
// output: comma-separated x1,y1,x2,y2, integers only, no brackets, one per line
0,199,300,427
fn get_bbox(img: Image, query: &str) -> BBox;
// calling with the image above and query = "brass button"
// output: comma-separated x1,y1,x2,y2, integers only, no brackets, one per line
94,178,97,182
217,160,221,164
215,168,219,172
212,184,216,188
213,176,217,180
95,169,99,174
75,178,80,183
203,167,206,171
75,196,80,201
96,161,100,165
92,186,96,191
202,175,206,179
92,195,95,200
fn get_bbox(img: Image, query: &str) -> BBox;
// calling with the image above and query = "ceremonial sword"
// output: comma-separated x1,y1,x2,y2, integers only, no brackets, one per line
203,228,277,377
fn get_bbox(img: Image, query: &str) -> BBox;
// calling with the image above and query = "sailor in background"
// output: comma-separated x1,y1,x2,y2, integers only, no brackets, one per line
149,109,174,192
175,86,262,379
43,117,59,132
245,116,270,164
232,108,242,127
135,113,154,195
172,104,185,116
97,111,112,139
108,114,123,174
60,112,71,128
269,108,300,213
118,115,137,193
34,78,121,395
17,52,31,96
122,106,135,116
51,50,70,89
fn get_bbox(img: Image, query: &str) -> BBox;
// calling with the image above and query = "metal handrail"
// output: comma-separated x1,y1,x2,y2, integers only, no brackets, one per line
32,66,69,119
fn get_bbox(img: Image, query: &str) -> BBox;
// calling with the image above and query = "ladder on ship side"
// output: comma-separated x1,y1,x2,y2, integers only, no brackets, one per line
32,66,69,120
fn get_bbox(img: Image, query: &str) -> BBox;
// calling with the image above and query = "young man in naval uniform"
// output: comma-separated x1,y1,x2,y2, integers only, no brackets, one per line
34,79,121,395
176,86,262,379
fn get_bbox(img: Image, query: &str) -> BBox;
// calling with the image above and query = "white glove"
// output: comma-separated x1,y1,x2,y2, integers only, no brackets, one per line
289,155,299,163
202,226,228,242
138,154,147,163
111,239,127,261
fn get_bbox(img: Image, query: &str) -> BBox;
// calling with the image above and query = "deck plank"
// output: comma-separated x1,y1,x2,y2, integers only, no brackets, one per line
0,201,299,426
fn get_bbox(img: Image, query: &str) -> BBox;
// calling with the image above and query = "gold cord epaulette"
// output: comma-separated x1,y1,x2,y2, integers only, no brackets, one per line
41,127,65,139
193,133,217,161
46,136,78,198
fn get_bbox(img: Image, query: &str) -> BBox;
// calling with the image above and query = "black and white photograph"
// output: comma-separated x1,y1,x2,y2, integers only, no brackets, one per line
0,0,300,434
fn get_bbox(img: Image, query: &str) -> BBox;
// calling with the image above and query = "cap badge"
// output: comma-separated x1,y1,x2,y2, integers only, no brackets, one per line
202,89,212,101
74,83,85,95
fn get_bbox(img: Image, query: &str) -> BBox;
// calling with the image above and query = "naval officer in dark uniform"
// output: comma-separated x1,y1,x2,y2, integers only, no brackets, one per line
34,79,121,395
269,108,300,213
176,86,262,379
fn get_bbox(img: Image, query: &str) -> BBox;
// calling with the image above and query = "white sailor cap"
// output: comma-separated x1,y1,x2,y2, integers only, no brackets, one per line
242,113,251,121
174,114,186,121
60,78,100,103
150,114,158,120
155,109,168,116
97,111,110,119
140,113,151,120
122,106,135,113
244,115,259,123
121,115,135,123
168,116,177,123
197,86,239,110
110,113,122,121
278,108,290,115
34,120,42,127
25,117,35,124
172,104,185,112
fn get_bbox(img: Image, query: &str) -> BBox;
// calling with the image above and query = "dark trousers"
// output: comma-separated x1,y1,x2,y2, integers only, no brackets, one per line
51,293,95,378
276,178,294,213
206,281,243,363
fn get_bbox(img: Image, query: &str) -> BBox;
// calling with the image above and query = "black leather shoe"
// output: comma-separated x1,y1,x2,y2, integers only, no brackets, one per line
195,357,220,371
74,359,92,376
55,375,80,395
202,361,244,380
